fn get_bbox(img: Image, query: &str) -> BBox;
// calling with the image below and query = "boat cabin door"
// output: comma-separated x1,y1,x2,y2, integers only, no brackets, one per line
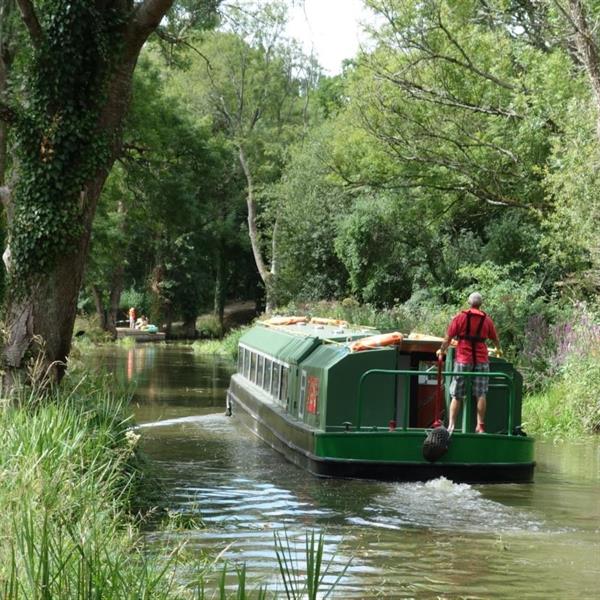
395,352,411,427
415,358,439,427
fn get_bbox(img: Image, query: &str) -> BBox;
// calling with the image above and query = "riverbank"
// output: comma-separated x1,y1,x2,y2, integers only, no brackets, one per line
0,361,342,598
0,371,185,598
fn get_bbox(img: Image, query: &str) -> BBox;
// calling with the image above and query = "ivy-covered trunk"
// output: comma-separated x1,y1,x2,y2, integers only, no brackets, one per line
2,185,103,386
0,0,176,391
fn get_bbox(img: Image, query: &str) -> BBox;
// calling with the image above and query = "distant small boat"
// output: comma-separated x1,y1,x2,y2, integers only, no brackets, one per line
116,327,166,342
226,318,534,483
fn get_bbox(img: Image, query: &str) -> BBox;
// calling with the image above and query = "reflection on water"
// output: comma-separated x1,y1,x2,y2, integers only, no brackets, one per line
91,345,600,598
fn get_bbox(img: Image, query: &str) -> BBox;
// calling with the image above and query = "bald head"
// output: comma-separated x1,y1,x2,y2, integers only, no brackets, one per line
468,292,483,308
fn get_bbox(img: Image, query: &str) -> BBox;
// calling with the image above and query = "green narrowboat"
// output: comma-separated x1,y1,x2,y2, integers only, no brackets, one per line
225,318,535,483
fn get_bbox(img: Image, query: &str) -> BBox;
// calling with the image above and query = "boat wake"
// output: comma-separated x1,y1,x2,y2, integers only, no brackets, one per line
134,414,233,430
348,477,546,534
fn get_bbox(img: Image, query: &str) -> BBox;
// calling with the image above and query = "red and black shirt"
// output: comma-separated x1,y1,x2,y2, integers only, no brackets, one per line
447,308,498,364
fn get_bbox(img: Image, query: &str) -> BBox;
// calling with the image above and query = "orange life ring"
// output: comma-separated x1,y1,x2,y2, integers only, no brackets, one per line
310,317,349,328
263,316,309,326
350,332,403,352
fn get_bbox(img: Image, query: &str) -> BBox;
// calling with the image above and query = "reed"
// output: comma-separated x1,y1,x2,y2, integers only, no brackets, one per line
0,369,347,598
0,373,184,599
275,530,350,599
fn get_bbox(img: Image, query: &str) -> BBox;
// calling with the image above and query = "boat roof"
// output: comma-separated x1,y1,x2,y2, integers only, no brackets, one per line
240,319,446,360
258,321,378,342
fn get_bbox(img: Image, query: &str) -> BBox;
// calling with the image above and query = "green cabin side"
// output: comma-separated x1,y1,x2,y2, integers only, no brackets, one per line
236,324,524,435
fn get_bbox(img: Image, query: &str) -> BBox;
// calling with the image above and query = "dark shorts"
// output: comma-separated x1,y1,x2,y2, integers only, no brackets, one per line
449,363,490,399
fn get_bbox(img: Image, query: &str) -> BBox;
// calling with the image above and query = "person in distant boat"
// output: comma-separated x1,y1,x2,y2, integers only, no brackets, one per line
128,306,136,329
134,315,149,330
436,292,500,434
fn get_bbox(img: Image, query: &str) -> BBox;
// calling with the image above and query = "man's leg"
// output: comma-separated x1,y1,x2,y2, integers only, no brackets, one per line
448,397,461,434
476,395,486,432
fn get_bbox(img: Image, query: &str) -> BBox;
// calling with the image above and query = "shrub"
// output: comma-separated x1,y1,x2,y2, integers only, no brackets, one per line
120,286,150,315
196,314,223,339
522,304,600,435
193,326,249,360
522,383,582,438
72,314,112,345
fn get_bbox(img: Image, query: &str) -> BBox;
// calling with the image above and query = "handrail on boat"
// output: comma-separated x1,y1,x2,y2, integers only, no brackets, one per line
356,369,515,435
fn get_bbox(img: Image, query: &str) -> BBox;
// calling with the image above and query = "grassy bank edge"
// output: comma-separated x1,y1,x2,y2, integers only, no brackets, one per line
1,367,346,598
0,372,193,598
192,327,249,360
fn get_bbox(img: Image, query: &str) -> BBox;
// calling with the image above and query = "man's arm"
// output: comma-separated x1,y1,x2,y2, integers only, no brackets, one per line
489,321,502,356
438,315,459,356
437,333,452,356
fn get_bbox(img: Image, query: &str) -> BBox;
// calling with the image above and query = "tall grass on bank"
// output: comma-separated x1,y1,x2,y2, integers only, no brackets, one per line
192,327,249,360
0,368,344,597
522,305,600,437
0,374,186,599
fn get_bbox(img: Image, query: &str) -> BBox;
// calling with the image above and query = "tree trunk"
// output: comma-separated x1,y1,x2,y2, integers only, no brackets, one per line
105,263,124,339
163,303,173,337
91,285,107,330
213,237,226,331
1,0,178,391
3,180,103,388
569,0,600,142
237,144,276,312
182,316,197,339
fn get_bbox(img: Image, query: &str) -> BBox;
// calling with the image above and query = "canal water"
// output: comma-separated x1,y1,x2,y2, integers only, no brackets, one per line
91,344,599,598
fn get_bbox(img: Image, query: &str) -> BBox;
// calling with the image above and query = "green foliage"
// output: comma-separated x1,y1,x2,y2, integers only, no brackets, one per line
120,286,150,316
522,383,582,439
192,326,250,359
562,350,600,433
10,1,125,287
334,193,437,305
274,128,349,302
196,314,223,339
86,54,249,330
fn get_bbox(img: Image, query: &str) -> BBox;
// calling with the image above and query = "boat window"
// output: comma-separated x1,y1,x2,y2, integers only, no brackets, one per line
280,367,288,404
250,352,257,383
238,347,244,373
264,359,272,391
257,354,265,386
271,364,281,398
298,371,307,418
244,349,251,379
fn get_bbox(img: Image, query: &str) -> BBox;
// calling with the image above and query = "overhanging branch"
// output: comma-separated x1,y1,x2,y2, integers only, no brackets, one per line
16,0,43,48
132,0,176,38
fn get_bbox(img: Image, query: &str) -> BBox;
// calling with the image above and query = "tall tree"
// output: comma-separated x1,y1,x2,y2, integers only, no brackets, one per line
563,0,600,141
168,1,316,309
0,0,217,389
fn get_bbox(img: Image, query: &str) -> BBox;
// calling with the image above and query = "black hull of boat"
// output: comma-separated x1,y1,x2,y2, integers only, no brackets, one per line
227,385,534,484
